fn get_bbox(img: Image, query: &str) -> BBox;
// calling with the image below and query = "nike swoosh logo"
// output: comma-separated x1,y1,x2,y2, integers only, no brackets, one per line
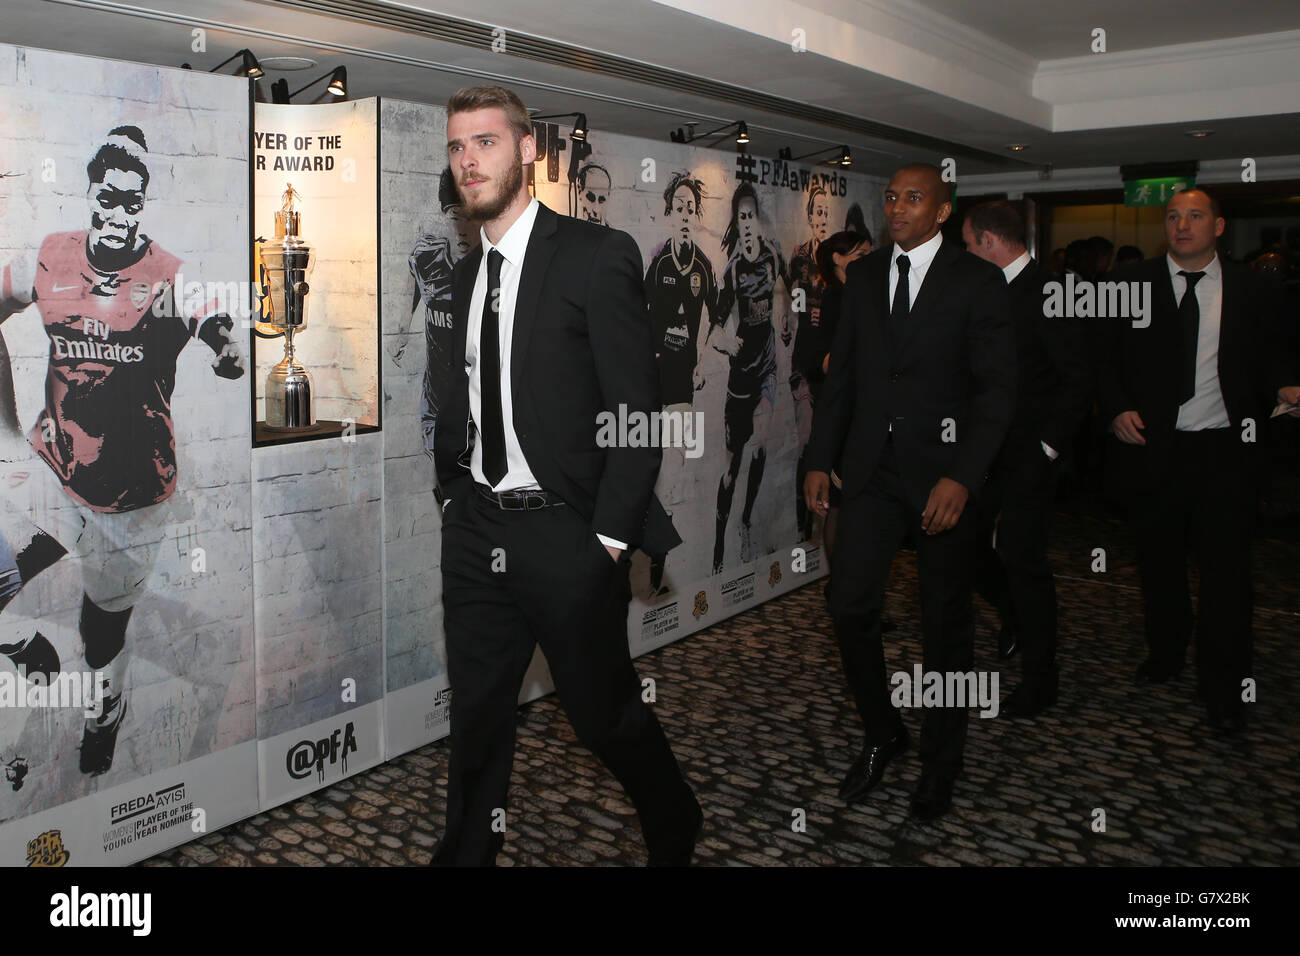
51,284,79,293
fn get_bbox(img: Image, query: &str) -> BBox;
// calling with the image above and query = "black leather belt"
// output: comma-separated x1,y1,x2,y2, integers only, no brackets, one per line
475,483,565,511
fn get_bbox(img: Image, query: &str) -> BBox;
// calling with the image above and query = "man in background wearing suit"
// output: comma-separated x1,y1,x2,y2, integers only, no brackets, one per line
805,164,1015,820
962,201,1091,717
1097,188,1300,733
428,85,700,865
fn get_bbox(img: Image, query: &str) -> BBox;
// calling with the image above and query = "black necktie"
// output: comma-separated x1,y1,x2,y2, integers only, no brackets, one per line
480,248,507,485
890,254,911,345
1177,269,1205,404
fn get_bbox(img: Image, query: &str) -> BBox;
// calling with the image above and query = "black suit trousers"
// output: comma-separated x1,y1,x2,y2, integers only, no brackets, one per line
1127,428,1255,715
431,492,696,865
829,439,977,777
974,441,1060,682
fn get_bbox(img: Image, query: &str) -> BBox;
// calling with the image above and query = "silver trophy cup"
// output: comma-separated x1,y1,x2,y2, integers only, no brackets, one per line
259,186,316,429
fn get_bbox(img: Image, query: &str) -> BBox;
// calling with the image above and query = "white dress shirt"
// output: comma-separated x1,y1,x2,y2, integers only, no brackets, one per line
884,230,944,433
467,197,539,493
463,197,625,550
1169,253,1229,431
887,229,944,311
1002,249,1032,284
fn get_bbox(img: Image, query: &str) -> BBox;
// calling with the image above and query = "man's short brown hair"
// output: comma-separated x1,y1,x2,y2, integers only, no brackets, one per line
446,85,532,143
964,200,1026,247
1171,187,1221,220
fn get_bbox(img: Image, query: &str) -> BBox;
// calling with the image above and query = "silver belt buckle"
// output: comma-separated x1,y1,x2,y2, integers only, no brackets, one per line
523,490,547,511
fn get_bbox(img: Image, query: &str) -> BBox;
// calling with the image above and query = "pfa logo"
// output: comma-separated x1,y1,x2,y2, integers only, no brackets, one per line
768,561,782,588
26,829,70,867
286,722,358,781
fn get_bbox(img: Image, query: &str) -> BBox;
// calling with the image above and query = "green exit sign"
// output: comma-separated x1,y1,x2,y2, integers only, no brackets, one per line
1124,177,1196,206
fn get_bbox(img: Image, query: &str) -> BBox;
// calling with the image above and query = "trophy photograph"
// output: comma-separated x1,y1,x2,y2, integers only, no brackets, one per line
257,183,317,430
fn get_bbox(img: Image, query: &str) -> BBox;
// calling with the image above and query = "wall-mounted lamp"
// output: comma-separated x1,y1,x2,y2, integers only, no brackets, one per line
531,112,588,143
202,48,264,79
270,66,348,103
669,119,750,152
782,144,852,166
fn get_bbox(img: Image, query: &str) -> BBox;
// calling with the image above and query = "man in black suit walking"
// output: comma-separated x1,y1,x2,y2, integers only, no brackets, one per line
805,164,1015,820
1097,188,1299,733
962,201,1091,717
428,86,700,865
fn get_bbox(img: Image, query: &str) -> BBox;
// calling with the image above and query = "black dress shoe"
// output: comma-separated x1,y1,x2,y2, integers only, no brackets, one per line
1134,657,1184,685
840,729,909,804
838,748,868,799
648,798,703,867
1003,675,1058,718
997,625,1018,660
910,769,954,821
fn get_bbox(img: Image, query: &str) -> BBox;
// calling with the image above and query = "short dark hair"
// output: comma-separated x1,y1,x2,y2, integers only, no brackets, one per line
1171,188,1222,220
1115,244,1144,265
86,125,149,189
964,200,1025,247
446,85,532,144
891,162,953,203
1088,235,1114,254
815,230,868,287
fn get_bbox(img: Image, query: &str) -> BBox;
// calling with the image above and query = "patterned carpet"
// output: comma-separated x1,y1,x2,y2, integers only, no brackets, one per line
142,494,1300,867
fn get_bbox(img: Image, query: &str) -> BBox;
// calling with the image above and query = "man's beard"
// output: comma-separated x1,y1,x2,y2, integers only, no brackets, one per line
461,150,524,222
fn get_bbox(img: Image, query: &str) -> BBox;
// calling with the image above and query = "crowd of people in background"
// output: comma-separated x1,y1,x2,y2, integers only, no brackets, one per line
804,172,1299,821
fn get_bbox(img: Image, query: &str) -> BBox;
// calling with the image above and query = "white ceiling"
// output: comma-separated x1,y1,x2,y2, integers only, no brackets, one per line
913,0,1300,58
2,0,1297,182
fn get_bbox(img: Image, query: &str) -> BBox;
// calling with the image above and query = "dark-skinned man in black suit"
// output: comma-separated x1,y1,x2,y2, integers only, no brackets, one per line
962,200,1091,717
428,86,700,866
805,163,1015,820
1097,187,1300,734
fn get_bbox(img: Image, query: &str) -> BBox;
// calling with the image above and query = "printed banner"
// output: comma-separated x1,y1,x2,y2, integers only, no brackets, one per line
530,127,882,650
0,44,256,865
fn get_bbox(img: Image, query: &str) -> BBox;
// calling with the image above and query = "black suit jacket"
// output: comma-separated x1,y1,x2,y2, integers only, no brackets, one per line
431,201,680,556
807,239,1016,508
999,259,1091,464
1095,256,1290,494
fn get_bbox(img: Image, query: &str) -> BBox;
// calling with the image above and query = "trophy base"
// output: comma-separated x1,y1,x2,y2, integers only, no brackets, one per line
259,421,333,435
266,359,314,430
254,419,359,446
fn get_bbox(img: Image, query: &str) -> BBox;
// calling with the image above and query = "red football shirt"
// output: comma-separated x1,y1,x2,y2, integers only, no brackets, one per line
20,231,194,513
